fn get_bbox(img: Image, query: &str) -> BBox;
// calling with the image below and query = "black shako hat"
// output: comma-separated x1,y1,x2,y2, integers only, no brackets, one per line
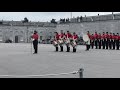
34,30,37,33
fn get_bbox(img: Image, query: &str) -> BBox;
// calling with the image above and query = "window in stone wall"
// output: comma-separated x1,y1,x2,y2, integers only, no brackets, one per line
20,36,24,41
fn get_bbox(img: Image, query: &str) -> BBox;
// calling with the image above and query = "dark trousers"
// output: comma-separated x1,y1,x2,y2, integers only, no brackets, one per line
102,39,106,49
60,46,63,52
56,47,58,51
95,39,98,49
90,40,94,49
98,39,101,49
66,45,70,52
33,40,38,53
112,40,116,50
109,40,112,49
86,45,90,50
116,40,119,50
73,47,76,52
106,39,109,49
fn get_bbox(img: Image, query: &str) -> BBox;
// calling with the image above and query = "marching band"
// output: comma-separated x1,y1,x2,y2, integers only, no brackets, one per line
53,30,78,52
53,30,120,52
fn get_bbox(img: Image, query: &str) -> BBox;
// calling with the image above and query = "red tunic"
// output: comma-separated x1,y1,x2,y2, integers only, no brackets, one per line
115,35,119,40
109,35,113,39
54,34,60,40
72,35,78,39
32,33,39,40
105,34,110,39
101,34,106,39
90,35,95,40
112,35,116,40
65,33,72,38
94,34,98,39
98,34,101,39
119,36,120,40
59,33,64,38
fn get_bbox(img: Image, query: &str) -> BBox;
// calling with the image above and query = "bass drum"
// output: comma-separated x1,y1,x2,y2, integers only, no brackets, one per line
83,34,89,42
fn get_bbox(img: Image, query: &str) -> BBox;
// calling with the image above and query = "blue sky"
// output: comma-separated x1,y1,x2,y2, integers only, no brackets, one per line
0,12,119,22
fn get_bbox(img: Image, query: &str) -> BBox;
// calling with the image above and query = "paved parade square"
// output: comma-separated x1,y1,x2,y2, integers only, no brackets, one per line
0,43,120,78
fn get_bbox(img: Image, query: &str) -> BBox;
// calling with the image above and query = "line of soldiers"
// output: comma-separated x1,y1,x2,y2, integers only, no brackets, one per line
53,30,79,52
87,31,120,50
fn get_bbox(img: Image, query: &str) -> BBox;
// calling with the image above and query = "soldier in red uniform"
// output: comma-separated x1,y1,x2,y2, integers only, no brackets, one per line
105,32,109,49
65,31,72,52
109,32,112,49
54,32,60,51
31,30,39,54
116,33,119,50
101,32,106,49
112,33,116,50
86,31,91,50
90,34,95,49
94,32,98,49
71,32,78,52
59,30,64,52
98,33,102,49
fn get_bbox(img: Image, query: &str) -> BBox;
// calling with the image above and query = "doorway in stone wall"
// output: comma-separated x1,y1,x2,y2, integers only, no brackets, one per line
15,36,18,43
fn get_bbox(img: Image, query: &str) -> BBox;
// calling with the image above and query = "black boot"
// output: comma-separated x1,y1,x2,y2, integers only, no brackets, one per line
56,47,58,51
66,46,69,52
73,47,76,52
60,46,63,52
66,46,70,52
68,47,70,52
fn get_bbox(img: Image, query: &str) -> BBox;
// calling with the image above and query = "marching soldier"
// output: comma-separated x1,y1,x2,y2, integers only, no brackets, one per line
109,32,112,49
105,32,109,49
112,33,116,50
71,32,78,52
31,30,39,54
101,32,106,49
65,31,72,52
98,33,102,49
116,33,119,50
94,32,98,49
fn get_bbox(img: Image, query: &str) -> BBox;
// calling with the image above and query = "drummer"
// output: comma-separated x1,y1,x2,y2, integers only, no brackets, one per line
86,31,91,51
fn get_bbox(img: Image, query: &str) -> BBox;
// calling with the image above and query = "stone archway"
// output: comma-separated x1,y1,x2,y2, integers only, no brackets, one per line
15,35,19,43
